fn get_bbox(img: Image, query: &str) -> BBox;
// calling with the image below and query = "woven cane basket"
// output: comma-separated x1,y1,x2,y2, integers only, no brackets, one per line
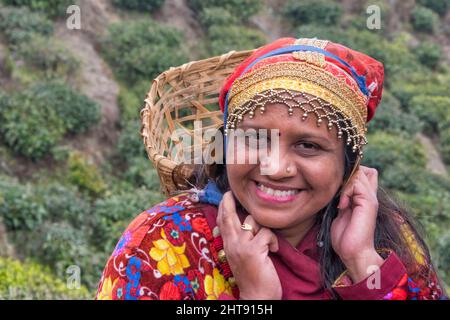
141,49,255,196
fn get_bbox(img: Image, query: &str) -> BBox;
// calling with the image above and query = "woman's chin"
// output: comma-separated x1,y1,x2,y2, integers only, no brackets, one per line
244,206,298,229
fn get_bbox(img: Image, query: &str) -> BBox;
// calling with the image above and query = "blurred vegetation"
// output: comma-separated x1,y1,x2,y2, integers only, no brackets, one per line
0,257,91,299
0,0,74,18
0,0,449,297
187,0,262,22
411,5,439,34
101,19,188,84
112,0,165,12
282,0,343,26
0,82,100,160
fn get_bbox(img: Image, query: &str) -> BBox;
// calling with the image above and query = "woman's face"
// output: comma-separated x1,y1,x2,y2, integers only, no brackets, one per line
226,102,346,231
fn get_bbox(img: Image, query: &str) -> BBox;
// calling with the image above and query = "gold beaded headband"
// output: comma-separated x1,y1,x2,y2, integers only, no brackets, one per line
225,59,369,156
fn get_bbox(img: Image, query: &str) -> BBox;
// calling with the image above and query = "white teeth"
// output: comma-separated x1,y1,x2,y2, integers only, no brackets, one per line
257,183,299,197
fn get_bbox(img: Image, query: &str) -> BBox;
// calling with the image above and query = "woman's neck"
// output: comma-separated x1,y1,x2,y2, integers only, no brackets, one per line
273,217,317,249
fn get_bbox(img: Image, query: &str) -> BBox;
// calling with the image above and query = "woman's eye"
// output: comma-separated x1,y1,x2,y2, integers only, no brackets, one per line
295,142,320,152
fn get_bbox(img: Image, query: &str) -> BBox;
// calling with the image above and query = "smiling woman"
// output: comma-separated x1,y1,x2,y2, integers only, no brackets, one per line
95,37,447,300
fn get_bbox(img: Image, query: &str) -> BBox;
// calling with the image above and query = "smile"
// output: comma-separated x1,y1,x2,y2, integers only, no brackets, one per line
254,181,302,204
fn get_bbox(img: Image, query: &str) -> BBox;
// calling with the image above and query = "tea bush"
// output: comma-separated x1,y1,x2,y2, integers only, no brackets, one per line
0,6,53,45
15,35,79,79
28,82,101,135
207,24,266,56
0,90,66,160
282,0,343,26
187,0,261,22
101,19,188,84
417,0,450,16
0,257,91,299
367,91,423,137
411,6,439,34
409,95,450,136
413,41,443,70
112,0,165,12
0,82,100,160
0,177,49,231
66,151,107,197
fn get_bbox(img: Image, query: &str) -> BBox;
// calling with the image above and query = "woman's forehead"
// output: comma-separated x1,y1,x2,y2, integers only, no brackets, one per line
236,102,340,142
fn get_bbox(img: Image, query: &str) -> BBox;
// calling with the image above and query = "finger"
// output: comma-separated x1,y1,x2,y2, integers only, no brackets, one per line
338,181,354,210
339,167,375,209
360,166,378,191
352,168,377,202
220,191,242,234
216,198,236,238
252,227,279,253
240,215,262,240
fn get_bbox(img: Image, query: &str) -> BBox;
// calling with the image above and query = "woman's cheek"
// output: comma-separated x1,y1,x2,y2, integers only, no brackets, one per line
302,156,342,191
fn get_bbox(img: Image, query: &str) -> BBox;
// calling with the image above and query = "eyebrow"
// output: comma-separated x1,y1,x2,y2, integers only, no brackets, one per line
237,124,333,143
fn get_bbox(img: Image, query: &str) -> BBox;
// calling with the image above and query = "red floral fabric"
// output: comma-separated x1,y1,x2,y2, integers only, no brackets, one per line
96,194,446,300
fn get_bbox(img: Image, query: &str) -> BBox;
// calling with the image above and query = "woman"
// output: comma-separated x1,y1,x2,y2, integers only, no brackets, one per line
96,38,446,300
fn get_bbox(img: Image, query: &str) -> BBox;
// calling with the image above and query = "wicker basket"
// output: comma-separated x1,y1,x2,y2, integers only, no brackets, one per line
140,49,255,196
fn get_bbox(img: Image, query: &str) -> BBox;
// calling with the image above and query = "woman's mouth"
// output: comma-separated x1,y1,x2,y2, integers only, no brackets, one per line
253,181,302,204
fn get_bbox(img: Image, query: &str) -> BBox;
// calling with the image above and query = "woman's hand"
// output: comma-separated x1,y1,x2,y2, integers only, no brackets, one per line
216,191,282,300
331,166,384,283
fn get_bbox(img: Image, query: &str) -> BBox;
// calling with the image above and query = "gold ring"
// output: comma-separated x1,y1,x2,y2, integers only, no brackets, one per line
241,223,255,235
218,249,227,263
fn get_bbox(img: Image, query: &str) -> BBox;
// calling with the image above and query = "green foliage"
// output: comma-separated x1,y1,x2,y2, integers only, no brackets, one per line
413,41,442,69
282,0,343,26
295,24,347,44
409,95,450,136
66,151,107,197
0,89,66,160
436,234,450,282
390,72,450,108
0,175,109,291
411,6,439,34
0,257,90,299
382,164,425,193
362,132,427,175
124,157,162,190
417,0,450,16
0,6,53,45
37,182,92,226
294,27,421,80
187,0,261,22
439,129,450,166
15,221,106,290
28,82,101,135
15,35,79,79
117,120,146,164
101,19,188,84
368,91,423,137
395,174,450,226
0,177,49,231
198,6,238,29
347,31,420,80
112,0,165,11
90,187,163,252
117,81,149,123
0,82,100,160
1,0,74,18
207,24,266,56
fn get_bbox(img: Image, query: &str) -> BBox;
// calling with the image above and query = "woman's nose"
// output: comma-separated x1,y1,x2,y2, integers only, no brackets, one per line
259,152,297,178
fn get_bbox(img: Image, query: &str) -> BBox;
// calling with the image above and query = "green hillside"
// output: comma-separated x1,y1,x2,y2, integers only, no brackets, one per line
0,0,449,297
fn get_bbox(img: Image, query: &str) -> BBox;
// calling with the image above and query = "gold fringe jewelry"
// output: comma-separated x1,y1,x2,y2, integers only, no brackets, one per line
225,88,368,156
225,61,369,155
